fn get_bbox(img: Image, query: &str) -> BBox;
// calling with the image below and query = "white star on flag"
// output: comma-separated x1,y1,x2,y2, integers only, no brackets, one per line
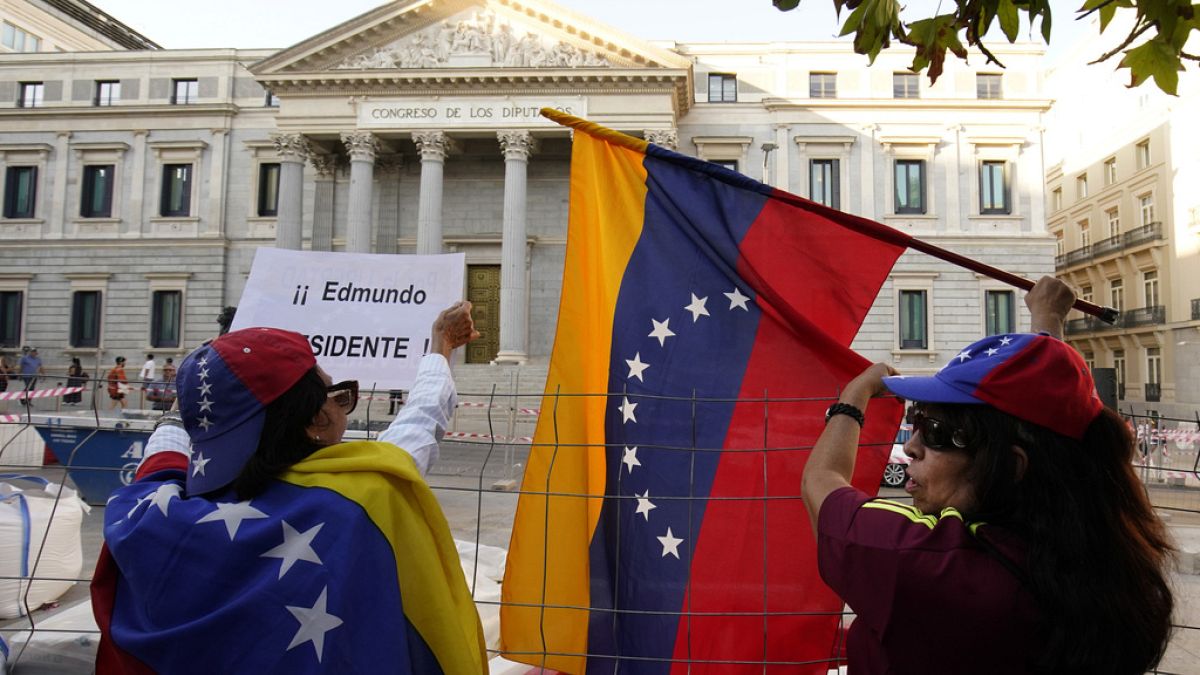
199,368,210,380
999,336,1013,346
622,446,641,473
285,587,343,663
626,353,649,382
985,347,999,357
635,490,656,521
197,382,213,396
619,397,638,424
192,452,211,477
648,318,675,347
198,398,214,413
684,293,710,322
198,357,208,367
126,492,154,519
955,349,972,362
197,416,213,431
724,287,750,311
657,527,684,559
262,521,325,579
196,500,269,540
149,483,182,517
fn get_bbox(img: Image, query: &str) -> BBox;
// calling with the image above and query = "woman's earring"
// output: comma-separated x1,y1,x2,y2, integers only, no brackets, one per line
311,435,320,442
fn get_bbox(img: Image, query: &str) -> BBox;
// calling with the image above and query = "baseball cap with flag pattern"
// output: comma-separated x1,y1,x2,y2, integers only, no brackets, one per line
881,333,1104,440
177,327,316,494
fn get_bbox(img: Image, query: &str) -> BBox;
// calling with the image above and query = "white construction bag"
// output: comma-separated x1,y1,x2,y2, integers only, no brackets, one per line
0,474,89,619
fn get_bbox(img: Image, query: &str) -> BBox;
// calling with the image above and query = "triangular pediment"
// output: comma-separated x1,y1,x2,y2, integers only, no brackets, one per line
252,0,691,75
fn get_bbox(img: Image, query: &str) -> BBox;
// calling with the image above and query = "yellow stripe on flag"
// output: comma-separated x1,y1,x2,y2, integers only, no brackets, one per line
282,441,487,674
499,119,649,673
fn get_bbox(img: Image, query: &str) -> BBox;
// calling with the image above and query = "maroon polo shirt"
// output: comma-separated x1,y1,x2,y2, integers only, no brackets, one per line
817,486,1044,674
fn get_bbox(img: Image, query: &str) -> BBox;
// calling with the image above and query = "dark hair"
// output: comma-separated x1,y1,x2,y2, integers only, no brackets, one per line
229,367,326,499
928,403,1173,674
217,306,237,336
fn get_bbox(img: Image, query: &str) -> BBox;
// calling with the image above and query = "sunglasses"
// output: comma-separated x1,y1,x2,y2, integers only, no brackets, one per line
905,408,969,450
326,380,359,414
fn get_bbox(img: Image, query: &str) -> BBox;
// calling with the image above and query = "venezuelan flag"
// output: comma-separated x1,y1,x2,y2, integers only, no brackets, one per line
500,111,908,673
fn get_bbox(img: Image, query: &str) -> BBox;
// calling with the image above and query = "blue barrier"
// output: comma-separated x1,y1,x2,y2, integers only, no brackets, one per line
34,418,152,505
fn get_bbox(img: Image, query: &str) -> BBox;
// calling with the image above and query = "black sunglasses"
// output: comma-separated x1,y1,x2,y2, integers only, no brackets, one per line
327,380,359,414
905,408,969,450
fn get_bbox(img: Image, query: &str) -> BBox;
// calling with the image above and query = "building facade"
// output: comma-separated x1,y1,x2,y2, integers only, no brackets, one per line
1044,17,1200,418
0,0,1053,389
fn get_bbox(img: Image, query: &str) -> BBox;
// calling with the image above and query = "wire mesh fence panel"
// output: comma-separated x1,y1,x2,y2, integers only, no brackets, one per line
0,388,1197,673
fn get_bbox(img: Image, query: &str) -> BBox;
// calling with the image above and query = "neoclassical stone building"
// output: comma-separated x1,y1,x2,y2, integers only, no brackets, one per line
0,0,1053,386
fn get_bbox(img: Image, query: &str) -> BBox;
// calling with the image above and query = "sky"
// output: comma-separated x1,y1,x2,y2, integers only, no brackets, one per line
88,0,1089,55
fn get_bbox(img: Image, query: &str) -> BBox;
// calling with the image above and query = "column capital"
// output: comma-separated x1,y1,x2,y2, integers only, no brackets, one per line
413,131,456,162
271,132,310,161
644,128,678,151
376,154,405,175
341,131,380,162
498,130,538,161
309,153,337,179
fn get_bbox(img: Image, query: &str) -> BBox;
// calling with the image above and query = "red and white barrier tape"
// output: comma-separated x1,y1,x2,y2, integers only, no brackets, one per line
0,386,84,401
0,414,20,423
444,431,533,443
456,401,540,416
1137,429,1200,443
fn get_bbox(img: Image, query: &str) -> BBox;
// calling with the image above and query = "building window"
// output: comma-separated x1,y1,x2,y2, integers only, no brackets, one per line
1138,193,1155,226
1082,351,1095,372
1103,157,1117,185
809,72,837,99
265,91,280,107
711,159,739,172
1052,187,1062,211
1055,231,1064,256
159,164,192,217
1109,278,1124,312
809,159,839,209
3,166,37,219
1079,220,1090,248
151,290,182,348
985,290,1015,335
979,161,1010,214
172,78,198,105
0,291,22,347
80,165,115,218
1076,174,1088,200
707,74,737,103
2,22,42,52
1146,347,1161,385
70,290,102,348
18,82,43,108
1136,140,1150,169
1113,349,1126,398
95,80,120,106
257,163,281,217
976,73,1002,99
1080,285,1093,305
1106,208,1120,238
894,159,926,214
898,290,928,349
893,72,919,99
1143,270,1159,307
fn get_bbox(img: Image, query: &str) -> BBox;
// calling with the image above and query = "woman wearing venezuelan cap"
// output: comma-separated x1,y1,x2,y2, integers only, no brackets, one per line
803,277,1173,675
92,301,489,674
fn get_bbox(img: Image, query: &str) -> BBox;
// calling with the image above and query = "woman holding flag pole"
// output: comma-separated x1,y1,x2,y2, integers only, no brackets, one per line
804,276,1174,674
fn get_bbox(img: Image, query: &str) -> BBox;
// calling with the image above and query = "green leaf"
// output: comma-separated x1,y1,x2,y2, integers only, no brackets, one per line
997,0,1020,41
1118,39,1184,94
839,3,869,36
772,0,802,10
1099,3,1118,31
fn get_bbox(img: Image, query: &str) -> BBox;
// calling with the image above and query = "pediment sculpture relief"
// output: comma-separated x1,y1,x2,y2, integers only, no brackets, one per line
336,10,611,70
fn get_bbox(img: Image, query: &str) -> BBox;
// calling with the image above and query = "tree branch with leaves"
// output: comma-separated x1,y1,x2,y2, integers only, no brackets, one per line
772,0,1199,94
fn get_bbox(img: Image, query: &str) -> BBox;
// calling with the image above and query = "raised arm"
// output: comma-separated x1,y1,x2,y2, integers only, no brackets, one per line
1025,275,1076,339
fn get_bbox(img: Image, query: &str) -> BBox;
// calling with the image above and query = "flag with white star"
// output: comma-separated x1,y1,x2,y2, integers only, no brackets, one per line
501,112,908,672
93,441,486,673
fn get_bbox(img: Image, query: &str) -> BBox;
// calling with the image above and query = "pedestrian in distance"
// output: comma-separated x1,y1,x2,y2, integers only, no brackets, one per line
803,276,1173,674
65,357,88,406
106,356,129,410
139,353,157,389
162,357,176,383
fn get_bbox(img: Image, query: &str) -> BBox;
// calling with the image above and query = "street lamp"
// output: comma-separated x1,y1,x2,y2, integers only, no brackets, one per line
761,142,778,185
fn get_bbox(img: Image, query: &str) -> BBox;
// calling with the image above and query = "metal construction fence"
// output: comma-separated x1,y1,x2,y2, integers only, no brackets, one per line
0,379,1198,673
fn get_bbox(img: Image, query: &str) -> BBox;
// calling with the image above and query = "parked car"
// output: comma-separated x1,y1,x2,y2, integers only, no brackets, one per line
881,423,912,488
145,380,177,412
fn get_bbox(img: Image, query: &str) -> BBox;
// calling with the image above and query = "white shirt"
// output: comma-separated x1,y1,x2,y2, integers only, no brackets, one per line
142,353,455,479
139,358,157,383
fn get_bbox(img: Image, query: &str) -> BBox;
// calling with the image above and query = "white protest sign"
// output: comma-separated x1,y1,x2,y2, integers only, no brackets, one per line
231,248,465,390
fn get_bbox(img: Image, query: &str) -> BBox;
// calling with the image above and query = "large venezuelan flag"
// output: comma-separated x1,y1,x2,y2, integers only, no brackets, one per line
500,111,910,673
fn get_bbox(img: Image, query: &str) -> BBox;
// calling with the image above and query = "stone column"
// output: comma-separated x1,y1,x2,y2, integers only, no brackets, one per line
128,130,147,235
341,131,379,253
309,154,336,252
494,130,537,365
375,155,403,254
644,128,678,151
413,131,455,255
50,131,70,238
271,132,309,250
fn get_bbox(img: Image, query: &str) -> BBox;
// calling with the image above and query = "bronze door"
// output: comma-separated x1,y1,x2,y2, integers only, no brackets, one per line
466,265,501,364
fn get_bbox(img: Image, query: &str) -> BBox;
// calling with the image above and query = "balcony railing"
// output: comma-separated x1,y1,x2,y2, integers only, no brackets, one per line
1193,298,1200,321
1122,305,1165,328
1066,317,1105,335
1145,383,1161,402
1054,221,1164,270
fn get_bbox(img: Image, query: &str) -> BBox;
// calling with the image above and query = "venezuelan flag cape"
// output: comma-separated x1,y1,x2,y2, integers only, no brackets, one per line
499,111,909,673
92,442,486,674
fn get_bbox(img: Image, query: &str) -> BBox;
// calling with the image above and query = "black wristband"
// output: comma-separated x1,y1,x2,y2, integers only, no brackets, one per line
825,402,865,427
